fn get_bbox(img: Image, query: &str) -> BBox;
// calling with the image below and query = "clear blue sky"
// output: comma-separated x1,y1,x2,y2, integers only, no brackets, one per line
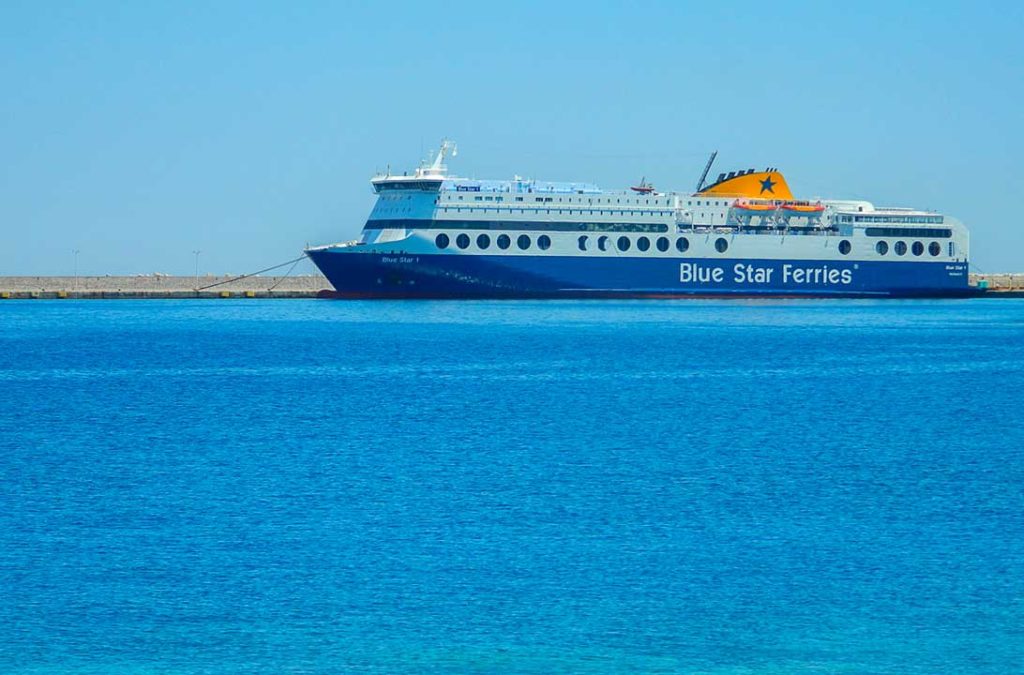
2,1,1022,275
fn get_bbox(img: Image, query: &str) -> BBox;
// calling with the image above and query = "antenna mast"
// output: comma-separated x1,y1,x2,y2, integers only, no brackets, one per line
696,150,718,192
417,139,457,177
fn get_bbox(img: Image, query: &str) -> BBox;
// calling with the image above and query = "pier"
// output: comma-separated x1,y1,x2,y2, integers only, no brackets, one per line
0,275,331,299
0,274,1022,299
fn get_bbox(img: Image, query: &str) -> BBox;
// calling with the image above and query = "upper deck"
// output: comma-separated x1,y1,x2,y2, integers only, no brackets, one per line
365,140,961,243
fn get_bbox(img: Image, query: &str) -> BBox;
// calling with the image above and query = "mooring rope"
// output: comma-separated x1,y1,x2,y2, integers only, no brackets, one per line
195,254,308,291
266,256,304,291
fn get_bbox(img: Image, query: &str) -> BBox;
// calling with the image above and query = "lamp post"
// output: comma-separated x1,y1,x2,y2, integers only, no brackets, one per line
72,249,80,294
192,250,201,290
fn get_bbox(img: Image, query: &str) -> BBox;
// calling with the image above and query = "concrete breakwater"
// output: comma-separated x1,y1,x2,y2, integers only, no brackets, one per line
0,275,331,299
1,273,1022,299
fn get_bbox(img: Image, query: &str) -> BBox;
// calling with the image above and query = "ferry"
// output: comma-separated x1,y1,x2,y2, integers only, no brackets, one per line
306,141,972,298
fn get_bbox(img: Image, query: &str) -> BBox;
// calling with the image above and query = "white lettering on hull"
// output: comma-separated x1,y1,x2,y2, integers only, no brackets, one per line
680,262,853,286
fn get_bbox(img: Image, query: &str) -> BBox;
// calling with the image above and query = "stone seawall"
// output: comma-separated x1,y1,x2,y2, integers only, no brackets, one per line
0,275,331,299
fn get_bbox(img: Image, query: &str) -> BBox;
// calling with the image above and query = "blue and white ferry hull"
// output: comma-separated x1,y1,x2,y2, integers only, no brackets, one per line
307,141,974,300
307,247,973,299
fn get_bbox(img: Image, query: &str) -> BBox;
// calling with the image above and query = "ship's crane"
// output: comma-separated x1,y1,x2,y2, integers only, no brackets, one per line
695,150,718,192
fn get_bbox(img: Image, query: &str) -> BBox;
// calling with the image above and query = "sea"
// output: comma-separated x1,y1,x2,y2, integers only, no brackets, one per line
1,299,1022,674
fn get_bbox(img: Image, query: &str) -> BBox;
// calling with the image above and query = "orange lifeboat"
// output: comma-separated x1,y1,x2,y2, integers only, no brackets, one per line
779,201,825,216
630,177,655,194
732,200,776,214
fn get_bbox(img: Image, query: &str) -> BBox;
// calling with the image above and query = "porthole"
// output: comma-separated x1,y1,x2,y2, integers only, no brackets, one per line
477,233,490,250
578,235,588,251
497,234,511,250
598,235,609,252
912,241,924,256
876,241,889,255
656,236,669,252
894,241,907,256
456,233,470,249
929,241,941,257
676,237,689,253
637,236,650,252
435,233,450,249
714,237,728,253
538,235,551,250
839,239,852,255
617,236,631,252
517,234,531,250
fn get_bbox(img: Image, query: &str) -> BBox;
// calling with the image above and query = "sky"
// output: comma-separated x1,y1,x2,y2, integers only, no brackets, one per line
2,0,1023,275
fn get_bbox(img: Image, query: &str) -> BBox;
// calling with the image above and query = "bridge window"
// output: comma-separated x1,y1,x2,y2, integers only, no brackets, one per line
715,237,729,253
477,234,491,250
912,241,924,256
637,236,650,252
497,234,511,250
929,241,941,256
538,235,551,250
676,237,689,253
456,233,470,249
839,240,851,255
517,234,531,250
876,241,889,255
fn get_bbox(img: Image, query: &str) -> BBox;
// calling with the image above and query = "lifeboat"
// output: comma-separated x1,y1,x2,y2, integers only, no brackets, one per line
732,200,776,214
631,177,655,194
779,201,825,216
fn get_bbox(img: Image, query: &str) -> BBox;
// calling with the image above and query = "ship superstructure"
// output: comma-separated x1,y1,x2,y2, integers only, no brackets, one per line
306,141,971,298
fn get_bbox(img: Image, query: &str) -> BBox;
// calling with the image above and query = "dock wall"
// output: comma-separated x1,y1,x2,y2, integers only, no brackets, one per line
0,275,331,299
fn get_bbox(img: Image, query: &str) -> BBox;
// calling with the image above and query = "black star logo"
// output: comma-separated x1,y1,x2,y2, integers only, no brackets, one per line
759,176,776,194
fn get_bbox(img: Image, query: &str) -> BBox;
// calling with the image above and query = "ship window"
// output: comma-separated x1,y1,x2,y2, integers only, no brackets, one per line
912,241,924,256
676,237,689,253
637,236,650,252
876,241,889,255
598,235,609,251
477,233,491,250
714,237,728,253
656,236,669,252
617,236,631,251
894,241,907,256
839,240,852,255
578,235,588,251
457,233,470,249
435,233,450,249
497,234,511,250
929,241,941,257
517,234,531,250
538,235,551,250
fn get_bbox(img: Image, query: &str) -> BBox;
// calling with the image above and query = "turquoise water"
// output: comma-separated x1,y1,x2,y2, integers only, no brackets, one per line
1,299,1022,673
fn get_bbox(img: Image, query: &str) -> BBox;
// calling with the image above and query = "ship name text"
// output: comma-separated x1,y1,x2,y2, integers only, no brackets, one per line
680,263,853,285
